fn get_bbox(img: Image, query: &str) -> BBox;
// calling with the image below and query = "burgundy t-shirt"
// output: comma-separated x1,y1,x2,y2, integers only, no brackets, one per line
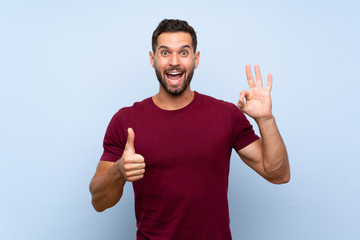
101,92,259,240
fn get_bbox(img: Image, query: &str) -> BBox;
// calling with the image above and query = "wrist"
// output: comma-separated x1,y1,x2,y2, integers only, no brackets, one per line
255,115,275,126
112,160,126,182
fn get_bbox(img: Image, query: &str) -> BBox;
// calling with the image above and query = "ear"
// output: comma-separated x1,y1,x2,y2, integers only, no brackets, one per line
194,51,200,69
149,51,155,68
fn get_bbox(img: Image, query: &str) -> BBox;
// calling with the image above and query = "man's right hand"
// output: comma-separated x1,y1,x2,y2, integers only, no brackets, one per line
118,128,145,182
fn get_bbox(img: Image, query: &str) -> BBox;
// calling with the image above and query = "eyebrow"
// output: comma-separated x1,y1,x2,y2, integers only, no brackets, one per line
157,45,192,51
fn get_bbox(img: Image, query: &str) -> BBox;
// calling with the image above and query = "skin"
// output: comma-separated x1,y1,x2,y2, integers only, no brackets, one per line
89,128,144,212
150,32,200,110
237,65,290,184
89,32,289,212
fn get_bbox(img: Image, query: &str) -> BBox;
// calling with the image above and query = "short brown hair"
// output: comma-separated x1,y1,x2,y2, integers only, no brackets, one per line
152,19,197,53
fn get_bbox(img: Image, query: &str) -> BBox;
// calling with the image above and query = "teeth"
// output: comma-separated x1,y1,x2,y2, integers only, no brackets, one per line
168,72,182,75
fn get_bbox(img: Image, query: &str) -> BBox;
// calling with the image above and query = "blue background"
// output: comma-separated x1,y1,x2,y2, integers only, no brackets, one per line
1,0,359,239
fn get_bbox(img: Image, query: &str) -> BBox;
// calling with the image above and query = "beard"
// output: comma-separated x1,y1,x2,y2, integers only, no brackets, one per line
154,62,195,96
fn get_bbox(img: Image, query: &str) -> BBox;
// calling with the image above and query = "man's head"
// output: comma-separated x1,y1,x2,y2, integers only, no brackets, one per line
152,19,197,53
150,19,200,96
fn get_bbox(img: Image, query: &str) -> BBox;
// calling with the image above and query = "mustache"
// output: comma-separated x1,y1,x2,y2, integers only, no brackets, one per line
165,67,185,73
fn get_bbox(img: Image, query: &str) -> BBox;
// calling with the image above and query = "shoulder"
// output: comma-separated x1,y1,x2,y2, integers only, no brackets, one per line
195,92,250,125
104,96,152,137
113,97,153,118
195,91,239,111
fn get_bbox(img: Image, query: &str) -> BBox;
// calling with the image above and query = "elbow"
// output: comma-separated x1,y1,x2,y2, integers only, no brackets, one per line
282,172,291,183
272,174,290,184
92,200,106,212
89,186,105,212
91,194,118,212
266,170,291,184
264,162,291,184
89,188,109,212
282,175,290,184
90,190,123,213
264,155,290,184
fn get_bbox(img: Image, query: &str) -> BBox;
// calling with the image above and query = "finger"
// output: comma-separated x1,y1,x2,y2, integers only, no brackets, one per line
237,90,249,110
124,160,146,171
127,174,144,182
237,98,244,109
125,168,145,178
239,90,250,101
245,64,256,88
124,161,146,170
124,154,145,165
254,65,263,88
266,73,273,92
125,128,135,154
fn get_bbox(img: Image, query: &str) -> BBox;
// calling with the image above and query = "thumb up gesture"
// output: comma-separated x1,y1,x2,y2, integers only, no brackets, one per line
118,128,145,182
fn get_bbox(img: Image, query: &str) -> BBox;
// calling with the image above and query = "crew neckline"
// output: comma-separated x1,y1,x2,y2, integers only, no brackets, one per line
149,91,199,113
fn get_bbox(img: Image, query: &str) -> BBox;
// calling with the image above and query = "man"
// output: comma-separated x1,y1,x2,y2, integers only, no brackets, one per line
90,19,290,239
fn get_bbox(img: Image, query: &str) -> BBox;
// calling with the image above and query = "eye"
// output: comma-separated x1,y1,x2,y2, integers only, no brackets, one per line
180,51,188,56
161,51,169,56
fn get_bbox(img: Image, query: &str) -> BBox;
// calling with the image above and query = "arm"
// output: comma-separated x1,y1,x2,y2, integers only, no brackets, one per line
90,160,126,212
89,128,145,212
237,65,290,184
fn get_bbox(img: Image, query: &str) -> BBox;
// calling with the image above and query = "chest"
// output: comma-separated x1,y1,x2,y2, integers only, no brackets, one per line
130,109,233,173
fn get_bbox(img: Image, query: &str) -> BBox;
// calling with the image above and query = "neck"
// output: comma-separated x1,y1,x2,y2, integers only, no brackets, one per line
152,86,194,110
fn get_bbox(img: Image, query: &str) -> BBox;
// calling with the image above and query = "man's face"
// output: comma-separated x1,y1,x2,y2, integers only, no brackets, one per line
150,32,200,96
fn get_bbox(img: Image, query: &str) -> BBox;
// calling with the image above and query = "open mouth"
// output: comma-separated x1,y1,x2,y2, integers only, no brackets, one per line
165,71,184,84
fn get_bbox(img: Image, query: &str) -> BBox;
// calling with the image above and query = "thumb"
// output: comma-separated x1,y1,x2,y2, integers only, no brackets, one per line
125,128,135,154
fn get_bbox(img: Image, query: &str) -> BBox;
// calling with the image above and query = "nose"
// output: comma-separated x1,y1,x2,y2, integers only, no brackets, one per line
169,53,180,67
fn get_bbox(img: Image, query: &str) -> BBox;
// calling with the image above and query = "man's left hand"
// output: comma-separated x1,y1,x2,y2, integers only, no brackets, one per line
237,64,273,121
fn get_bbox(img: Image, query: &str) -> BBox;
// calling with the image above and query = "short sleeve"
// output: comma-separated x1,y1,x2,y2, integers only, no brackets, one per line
100,111,127,162
230,104,260,151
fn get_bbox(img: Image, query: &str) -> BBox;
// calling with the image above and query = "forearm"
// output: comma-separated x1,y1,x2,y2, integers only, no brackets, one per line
256,116,290,183
90,161,126,212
